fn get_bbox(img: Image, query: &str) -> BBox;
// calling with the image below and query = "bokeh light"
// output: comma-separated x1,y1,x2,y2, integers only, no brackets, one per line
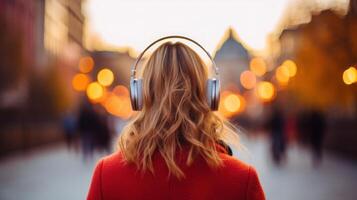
86,82,105,101
219,91,245,118
276,65,290,85
97,68,114,87
113,85,130,97
72,73,90,91
250,57,267,77
79,56,94,73
343,66,357,85
104,93,133,119
103,85,132,119
224,94,241,112
257,81,275,102
240,70,257,89
283,60,297,77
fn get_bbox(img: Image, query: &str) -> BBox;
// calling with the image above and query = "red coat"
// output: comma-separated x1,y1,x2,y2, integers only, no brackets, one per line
87,146,265,200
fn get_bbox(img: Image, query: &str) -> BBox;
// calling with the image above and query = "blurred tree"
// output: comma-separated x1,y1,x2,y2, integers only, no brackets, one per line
281,7,357,110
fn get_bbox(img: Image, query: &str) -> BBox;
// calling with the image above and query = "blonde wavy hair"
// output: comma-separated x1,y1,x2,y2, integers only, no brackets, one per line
118,41,239,178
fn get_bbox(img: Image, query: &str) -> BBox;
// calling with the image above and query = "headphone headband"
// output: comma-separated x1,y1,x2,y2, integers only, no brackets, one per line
131,35,219,78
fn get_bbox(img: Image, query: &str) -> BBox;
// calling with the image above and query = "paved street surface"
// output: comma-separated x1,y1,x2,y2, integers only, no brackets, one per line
1,135,357,200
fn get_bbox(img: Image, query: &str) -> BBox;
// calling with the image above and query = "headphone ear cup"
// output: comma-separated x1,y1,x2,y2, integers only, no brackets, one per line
206,78,220,111
130,78,143,111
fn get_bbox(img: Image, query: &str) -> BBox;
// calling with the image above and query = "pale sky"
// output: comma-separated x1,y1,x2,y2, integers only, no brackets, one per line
84,0,349,54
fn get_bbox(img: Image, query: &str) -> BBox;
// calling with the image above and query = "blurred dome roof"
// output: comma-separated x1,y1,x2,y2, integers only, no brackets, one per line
214,28,250,61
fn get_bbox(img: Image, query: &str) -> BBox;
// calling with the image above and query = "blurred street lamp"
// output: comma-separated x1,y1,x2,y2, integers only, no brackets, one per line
97,68,114,87
103,85,133,119
283,60,297,77
343,66,357,85
276,65,290,85
104,92,133,119
275,60,297,86
219,91,245,118
87,82,105,101
256,81,275,102
113,85,130,96
72,73,90,91
224,94,241,112
250,57,267,77
240,70,256,89
79,56,94,73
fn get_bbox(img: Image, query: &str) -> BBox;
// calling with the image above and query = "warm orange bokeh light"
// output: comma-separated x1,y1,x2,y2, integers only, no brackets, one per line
257,81,275,102
343,66,357,85
240,70,256,89
113,85,129,97
79,56,94,73
224,94,241,112
219,91,245,118
104,86,133,119
104,95,133,119
72,73,90,91
97,68,114,86
276,65,290,85
250,57,267,77
283,60,297,77
86,82,104,101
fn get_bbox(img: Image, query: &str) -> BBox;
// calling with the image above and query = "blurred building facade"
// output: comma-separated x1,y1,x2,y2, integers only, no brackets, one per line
214,28,251,91
44,0,84,58
0,0,40,108
0,0,85,156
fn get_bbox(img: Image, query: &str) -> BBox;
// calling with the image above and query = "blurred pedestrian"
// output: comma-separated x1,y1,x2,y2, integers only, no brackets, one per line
309,110,326,166
297,109,326,166
78,100,98,160
269,105,287,165
61,110,78,149
92,105,113,153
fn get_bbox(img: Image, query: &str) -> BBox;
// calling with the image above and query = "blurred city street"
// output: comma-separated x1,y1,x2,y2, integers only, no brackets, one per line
1,134,357,200
1,0,357,199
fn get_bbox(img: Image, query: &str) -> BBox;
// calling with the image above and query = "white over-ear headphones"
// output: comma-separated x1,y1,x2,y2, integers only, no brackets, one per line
130,35,220,111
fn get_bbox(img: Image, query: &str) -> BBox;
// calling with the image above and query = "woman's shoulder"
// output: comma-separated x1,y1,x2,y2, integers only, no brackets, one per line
89,151,265,200
92,151,142,182
219,153,251,172
217,153,262,187
97,151,129,170
101,151,124,163
216,154,265,199
98,150,254,172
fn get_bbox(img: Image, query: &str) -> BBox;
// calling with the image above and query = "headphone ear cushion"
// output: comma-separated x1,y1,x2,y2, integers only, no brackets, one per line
206,79,220,111
130,78,143,111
